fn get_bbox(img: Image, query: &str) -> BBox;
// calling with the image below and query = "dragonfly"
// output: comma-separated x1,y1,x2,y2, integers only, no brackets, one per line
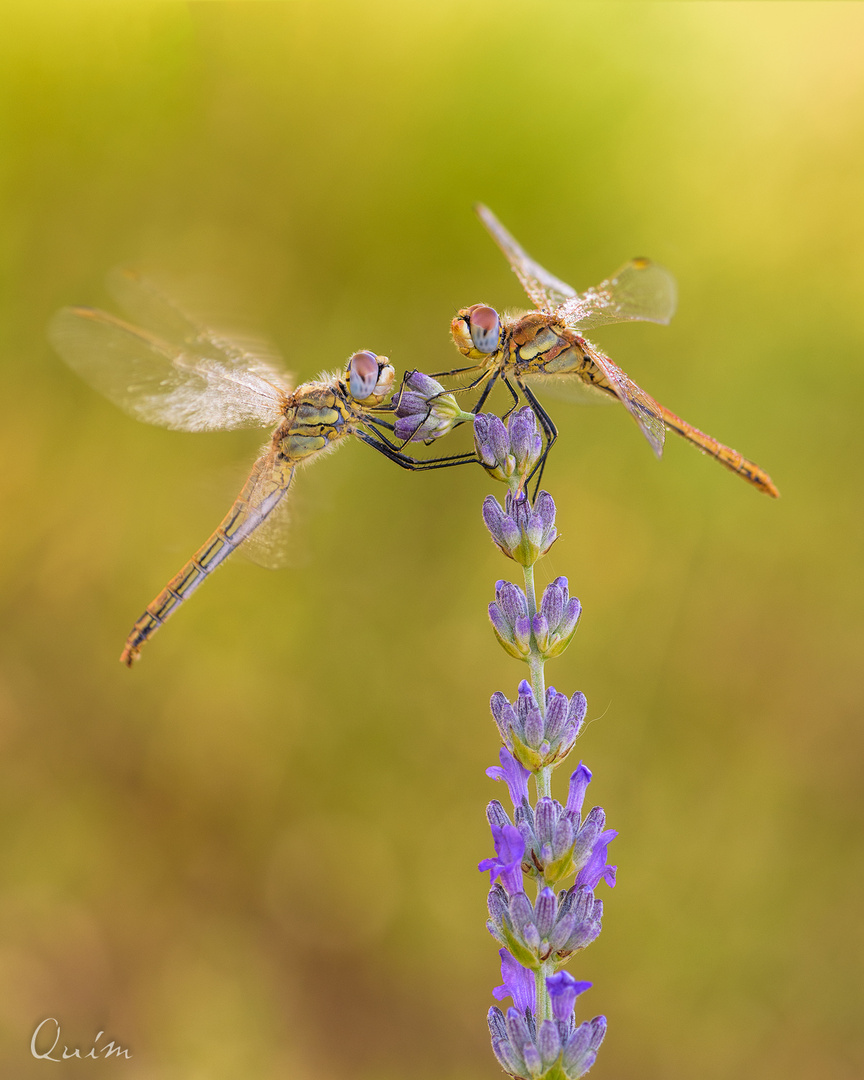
445,205,779,497
50,269,474,666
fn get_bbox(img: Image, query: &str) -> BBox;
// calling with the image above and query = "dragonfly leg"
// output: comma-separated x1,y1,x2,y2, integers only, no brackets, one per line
391,368,493,452
357,430,477,471
516,377,558,498
499,375,521,419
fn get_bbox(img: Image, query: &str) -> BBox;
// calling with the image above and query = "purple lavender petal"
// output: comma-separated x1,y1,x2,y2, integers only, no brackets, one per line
566,763,593,817
486,747,531,807
492,949,536,1014
479,823,526,893
575,829,618,890
546,970,593,1023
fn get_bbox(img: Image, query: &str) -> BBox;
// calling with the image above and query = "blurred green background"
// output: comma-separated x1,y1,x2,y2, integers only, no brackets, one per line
2,2,863,1077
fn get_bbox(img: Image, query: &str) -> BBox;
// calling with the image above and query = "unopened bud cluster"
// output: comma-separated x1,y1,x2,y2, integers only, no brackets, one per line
474,410,615,1079
393,370,473,443
489,578,581,662
474,408,543,485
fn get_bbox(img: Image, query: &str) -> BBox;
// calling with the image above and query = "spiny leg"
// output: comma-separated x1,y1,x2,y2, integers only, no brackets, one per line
357,430,477,472
516,377,558,498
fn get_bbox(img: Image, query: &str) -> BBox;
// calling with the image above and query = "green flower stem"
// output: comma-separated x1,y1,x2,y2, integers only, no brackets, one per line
522,558,554,1022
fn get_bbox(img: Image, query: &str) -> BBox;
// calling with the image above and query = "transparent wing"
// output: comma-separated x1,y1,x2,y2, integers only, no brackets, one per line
556,258,677,331
240,474,297,570
106,267,293,389
49,305,289,432
475,204,577,311
581,339,667,457
229,447,299,571
241,440,343,570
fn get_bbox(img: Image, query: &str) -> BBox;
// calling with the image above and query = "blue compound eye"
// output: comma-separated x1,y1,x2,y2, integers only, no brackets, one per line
468,305,500,354
348,351,379,399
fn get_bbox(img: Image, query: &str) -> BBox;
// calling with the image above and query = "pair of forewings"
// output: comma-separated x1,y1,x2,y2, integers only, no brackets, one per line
49,269,304,569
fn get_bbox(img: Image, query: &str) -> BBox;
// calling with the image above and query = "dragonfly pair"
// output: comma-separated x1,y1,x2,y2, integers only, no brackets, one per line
50,206,778,666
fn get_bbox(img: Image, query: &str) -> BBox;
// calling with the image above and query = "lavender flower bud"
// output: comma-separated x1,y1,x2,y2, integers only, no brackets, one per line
531,577,583,659
393,369,470,442
562,1017,607,1077
488,580,532,659
474,414,513,476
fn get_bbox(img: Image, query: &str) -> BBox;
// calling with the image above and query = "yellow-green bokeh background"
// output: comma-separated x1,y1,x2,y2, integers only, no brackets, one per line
2,3,862,1077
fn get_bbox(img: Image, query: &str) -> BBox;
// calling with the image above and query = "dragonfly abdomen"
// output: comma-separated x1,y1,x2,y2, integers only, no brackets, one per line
659,406,779,497
120,455,296,665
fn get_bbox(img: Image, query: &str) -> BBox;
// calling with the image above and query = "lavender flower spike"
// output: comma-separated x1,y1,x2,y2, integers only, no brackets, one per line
475,413,613,1077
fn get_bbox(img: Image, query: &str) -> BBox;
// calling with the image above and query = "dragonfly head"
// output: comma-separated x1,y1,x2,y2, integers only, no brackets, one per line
346,350,395,405
451,304,502,360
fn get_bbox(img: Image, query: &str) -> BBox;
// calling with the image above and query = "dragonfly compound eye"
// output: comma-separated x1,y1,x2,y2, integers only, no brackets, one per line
348,350,380,400
468,305,500,354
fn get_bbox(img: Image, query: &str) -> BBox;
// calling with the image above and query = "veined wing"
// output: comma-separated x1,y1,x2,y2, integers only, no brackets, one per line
557,258,677,331
49,304,290,432
476,205,676,330
476,204,577,311
581,339,667,457
106,267,292,388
